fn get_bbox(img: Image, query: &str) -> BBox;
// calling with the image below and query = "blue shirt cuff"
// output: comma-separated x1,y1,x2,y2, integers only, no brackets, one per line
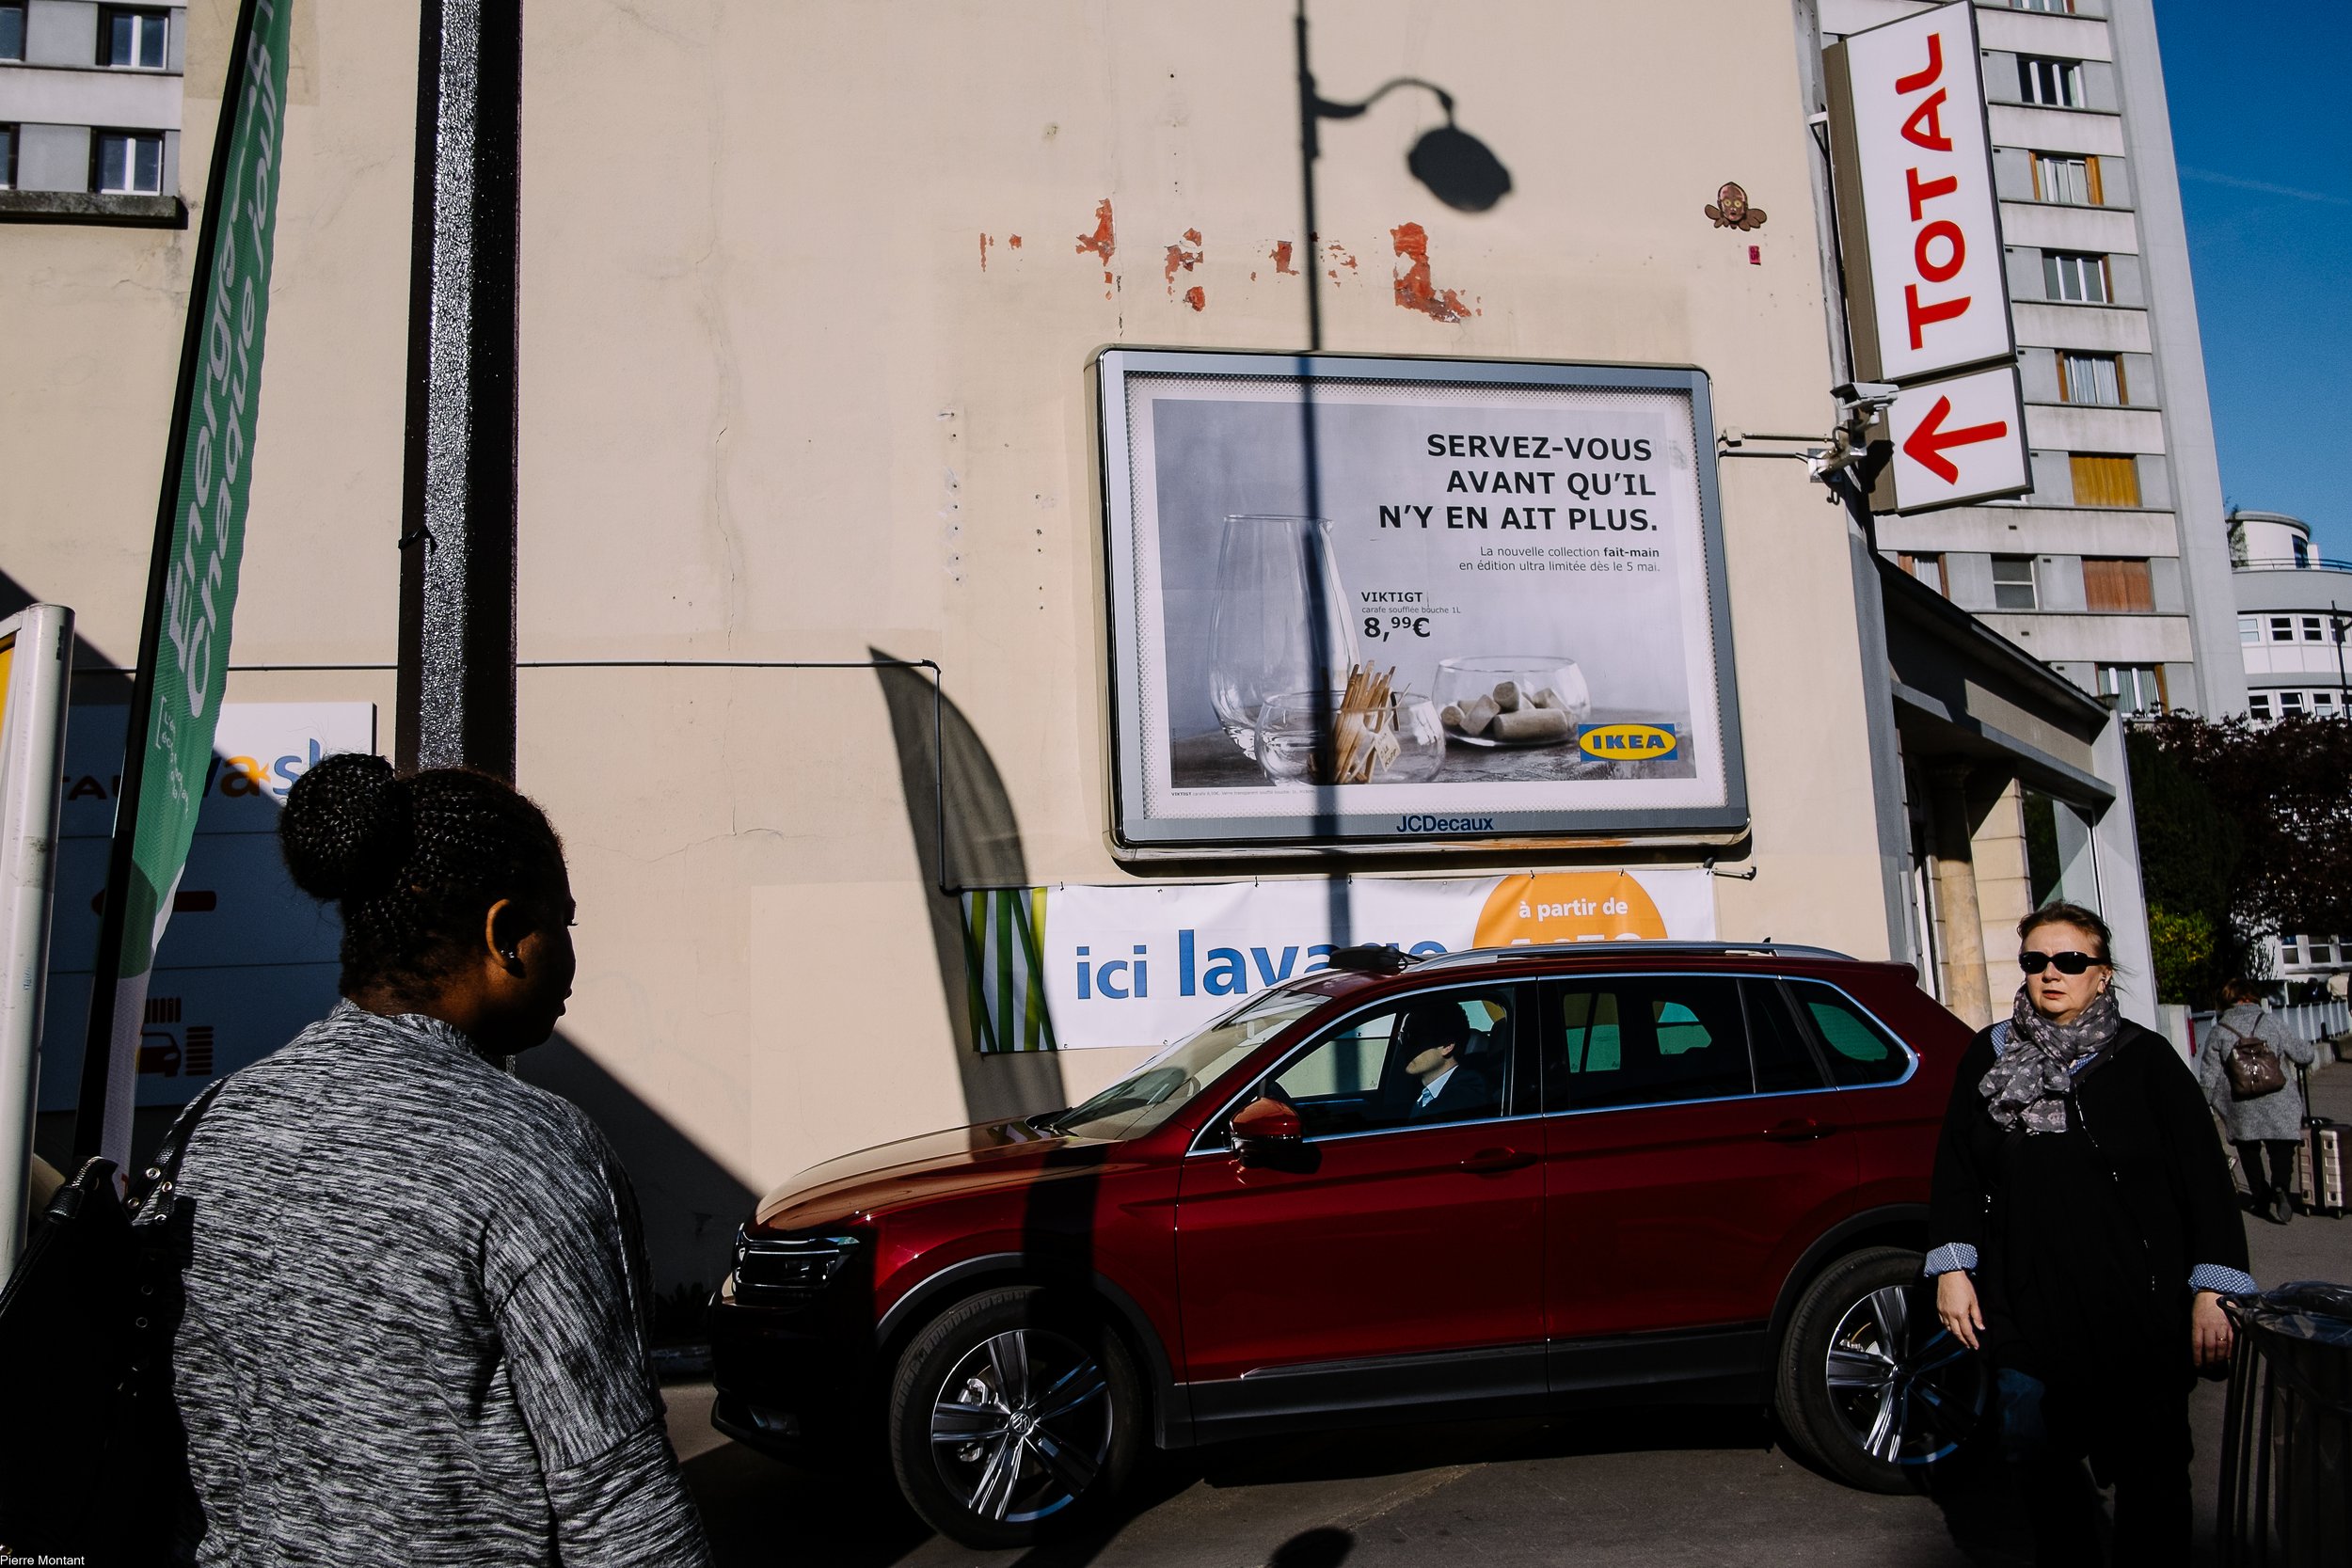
2190,1264,2258,1296
1923,1243,1978,1276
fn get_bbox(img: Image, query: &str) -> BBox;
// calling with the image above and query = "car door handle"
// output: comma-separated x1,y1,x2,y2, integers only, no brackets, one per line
1765,1117,1834,1142
1458,1146,1537,1174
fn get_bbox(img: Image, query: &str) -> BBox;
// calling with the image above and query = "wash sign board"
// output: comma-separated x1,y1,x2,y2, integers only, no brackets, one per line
1825,2,2028,515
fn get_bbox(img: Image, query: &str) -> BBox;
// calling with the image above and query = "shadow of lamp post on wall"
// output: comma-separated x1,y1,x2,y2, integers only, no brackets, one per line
1291,0,1512,941
1293,0,1512,353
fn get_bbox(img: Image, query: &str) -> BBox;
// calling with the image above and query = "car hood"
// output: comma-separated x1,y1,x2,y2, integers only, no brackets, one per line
752,1116,1086,1231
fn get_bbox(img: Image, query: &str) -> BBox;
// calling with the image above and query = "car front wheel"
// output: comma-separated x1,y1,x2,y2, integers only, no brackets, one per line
887,1286,1142,1548
1774,1246,1988,1492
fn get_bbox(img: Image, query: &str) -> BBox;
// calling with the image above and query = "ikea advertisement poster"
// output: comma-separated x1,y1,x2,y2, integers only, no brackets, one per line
1098,350,1748,853
1041,870,1716,1051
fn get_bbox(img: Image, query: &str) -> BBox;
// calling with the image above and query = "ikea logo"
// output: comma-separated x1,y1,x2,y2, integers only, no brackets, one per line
1577,722,1678,760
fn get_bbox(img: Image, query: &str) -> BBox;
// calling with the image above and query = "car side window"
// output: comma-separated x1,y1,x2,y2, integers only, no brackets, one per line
1743,979,1828,1095
1254,989,1516,1139
1784,980,1910,1087
1546,976,1754,1112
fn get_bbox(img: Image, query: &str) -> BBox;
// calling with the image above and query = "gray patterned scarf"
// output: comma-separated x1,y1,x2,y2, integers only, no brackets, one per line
1979,981,2122,1134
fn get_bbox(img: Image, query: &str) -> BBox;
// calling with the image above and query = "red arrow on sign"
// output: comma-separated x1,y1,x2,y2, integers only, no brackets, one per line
1902,395,2010,483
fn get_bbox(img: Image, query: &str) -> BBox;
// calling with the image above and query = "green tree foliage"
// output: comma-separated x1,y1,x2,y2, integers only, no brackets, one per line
2131,713,2352,1003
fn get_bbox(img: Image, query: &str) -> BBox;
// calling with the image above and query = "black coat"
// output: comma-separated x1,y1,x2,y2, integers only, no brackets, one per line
1928,1019,2249,1387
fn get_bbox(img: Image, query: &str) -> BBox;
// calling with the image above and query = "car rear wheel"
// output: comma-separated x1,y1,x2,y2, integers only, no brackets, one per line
1774,1246,1988,1492
887,1287,1142,1548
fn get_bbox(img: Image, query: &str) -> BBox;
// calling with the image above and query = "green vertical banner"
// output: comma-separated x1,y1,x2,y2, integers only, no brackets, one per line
961,888,1057,1053
74,0,294,1170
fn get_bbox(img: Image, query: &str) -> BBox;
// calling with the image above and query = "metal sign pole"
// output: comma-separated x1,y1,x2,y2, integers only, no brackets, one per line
0,604,72,1276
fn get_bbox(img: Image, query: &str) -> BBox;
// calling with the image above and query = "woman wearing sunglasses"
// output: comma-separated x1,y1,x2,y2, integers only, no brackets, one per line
1925,902,2251,1566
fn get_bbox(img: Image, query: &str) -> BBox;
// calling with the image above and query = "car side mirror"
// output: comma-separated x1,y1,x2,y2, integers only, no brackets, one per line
1231,1095,1302,1161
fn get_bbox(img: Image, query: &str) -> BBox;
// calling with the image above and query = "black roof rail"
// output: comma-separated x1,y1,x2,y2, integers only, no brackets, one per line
1410,940,1855,971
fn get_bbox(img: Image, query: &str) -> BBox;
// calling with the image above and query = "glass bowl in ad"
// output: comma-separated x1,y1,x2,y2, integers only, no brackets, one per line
1255,689,1448,785
1433,657,1593,748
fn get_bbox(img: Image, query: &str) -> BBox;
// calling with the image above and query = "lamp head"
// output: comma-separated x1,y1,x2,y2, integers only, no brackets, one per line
1407,125,1512,214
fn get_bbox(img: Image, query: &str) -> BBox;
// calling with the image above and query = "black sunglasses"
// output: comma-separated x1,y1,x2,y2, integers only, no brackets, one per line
2020,950,2104,975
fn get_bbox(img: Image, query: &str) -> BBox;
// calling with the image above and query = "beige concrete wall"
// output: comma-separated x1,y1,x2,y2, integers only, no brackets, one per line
8,0,1903,1288
1973,778,2032,1002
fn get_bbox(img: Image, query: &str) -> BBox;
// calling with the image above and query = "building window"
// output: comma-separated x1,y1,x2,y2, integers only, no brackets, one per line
2083,557,2154,612
2032,152,2103,206
1898,552,1949,595
2058,351,2125,405
101,7,169,70
2249,693,2273,721
1992,555,2039,610
94,131,164,195
2019,56,2086,108
2281,691,2307,716
2240,614,2260,645
2069,453,2141,508
0,124,14,191
2315,689,2343,718
1,5,24,61
2303,615,2327,641
2012,0,2076,12
2269,615,2296,641
2097,664,2165,715
2294,536,2312,568
2044,252,2112,305
2282,935,2305,965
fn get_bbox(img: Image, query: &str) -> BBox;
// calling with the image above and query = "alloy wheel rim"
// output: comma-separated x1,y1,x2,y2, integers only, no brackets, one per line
930,1328,1113,1524
1821,1282,1986,1466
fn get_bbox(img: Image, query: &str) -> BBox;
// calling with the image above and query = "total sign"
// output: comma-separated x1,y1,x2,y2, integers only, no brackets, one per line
1827,1,2011,381
1826,1,2030,512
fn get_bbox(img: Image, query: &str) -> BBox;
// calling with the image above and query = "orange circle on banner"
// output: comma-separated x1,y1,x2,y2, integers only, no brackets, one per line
1473,873,1668,947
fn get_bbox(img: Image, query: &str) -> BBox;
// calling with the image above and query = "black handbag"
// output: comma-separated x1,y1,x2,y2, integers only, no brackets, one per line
0,1080,227,1564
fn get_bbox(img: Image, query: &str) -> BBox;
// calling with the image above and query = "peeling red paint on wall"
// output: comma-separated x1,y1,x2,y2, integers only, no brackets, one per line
1184,285,1206,311
1271,240,1296,276
1009,234,1023,249
1164,228,1204,294
1076,199,1117,296
979,232,993,270
1324,242,1359,281
1391,222,1477,323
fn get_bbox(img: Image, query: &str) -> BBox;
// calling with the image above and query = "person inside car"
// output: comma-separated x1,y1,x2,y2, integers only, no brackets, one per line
1394,1004,1494,1121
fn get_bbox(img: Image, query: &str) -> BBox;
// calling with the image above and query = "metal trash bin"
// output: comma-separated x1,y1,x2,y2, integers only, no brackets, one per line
2221,1283,2352,1565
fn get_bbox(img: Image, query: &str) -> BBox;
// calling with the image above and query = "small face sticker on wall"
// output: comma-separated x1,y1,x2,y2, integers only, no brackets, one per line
1706,182,1767,231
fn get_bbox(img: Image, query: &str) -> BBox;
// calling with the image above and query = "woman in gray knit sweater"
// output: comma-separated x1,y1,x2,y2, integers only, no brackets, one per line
2197,977,2318,1225
168,754,713,1566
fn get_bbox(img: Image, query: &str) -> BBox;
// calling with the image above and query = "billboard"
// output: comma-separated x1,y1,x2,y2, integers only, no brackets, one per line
1096,350,1747,853
41,702,372,1110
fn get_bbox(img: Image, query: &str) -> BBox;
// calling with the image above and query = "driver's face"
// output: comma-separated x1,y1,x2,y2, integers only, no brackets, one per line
1405,1039,1454,1078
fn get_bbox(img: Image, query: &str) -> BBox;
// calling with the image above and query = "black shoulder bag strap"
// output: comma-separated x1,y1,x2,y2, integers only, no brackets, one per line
131,1075,233,1222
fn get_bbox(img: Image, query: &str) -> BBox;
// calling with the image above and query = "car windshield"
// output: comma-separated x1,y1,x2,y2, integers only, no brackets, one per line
1047,988,1327,1142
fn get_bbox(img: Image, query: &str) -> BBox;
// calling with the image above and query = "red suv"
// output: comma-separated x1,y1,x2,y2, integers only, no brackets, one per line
711,942,1983,1546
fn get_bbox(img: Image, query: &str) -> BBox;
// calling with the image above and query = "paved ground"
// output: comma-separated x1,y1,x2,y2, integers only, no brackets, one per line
673,1056,2352,1567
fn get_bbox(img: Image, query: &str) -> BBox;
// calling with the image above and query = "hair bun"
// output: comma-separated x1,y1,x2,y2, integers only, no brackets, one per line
278,752,414,903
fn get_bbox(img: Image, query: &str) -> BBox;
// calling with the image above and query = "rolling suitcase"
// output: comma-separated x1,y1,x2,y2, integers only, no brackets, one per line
2298,1118,2346,1217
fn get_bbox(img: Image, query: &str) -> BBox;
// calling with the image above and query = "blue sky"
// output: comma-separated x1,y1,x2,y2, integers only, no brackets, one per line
2155,0,2351,560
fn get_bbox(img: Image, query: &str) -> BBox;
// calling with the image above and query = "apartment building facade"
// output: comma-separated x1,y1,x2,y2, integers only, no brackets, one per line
0,1,186,225
2227,508,2349,988
1825,0,2244,722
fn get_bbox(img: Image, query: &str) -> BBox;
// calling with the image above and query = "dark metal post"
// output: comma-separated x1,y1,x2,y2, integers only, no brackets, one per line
397,0,522,775
2331,600,2348,715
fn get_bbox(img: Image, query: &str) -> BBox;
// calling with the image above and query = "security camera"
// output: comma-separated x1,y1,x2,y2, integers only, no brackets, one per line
1834,381,1900,410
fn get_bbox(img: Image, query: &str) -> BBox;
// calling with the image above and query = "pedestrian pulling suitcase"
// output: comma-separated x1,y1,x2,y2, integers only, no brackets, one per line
2298,1118,2346,1217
